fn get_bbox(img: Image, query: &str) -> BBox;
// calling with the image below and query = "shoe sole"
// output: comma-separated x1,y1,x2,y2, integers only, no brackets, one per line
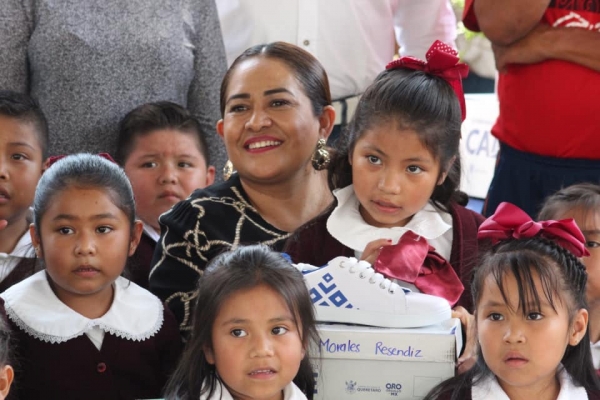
315,306,452,328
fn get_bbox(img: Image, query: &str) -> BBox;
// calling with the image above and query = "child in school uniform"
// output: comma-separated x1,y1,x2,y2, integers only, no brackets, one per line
285,41,483,312
425,202,600,399
116,101,215,289
1,154,182,400
165,245,318,399
0,91,46,292
539,183,600,378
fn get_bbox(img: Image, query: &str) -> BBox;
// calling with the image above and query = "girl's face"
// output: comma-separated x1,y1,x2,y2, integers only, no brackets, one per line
205,284,305,400
217,57,332,186
555,208,600,306
476,271,587,399
123,129,215,231
30,187,142,306
350,121,447,228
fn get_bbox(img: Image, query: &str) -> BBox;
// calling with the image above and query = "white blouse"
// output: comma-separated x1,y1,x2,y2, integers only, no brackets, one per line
0,230,35,282
1,270,164,350
200,380,307,400
472,368,588,400
327,185,454,260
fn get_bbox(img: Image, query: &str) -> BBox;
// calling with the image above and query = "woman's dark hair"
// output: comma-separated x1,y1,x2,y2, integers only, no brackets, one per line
164,245,319,400
538,183,600,221
219,41,331,117
32,154,136,232
115,101,210,166
0,90,49,159
424,237,600,399
329,67,466,210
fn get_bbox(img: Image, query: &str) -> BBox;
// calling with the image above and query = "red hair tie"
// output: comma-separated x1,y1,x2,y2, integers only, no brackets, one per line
44,153,116,169
478,202,589,258
386,40,469,121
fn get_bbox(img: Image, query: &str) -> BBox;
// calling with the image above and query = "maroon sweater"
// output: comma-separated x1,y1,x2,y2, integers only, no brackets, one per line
285,202,485,312
0,258,42,293
3,299,183,400
129,232,156,290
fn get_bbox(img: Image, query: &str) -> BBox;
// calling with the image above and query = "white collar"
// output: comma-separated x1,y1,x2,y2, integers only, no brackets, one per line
591,340,600,369
327,185,452,252
200,380,307,400
472,367,588,400
142,222,161,242
0,230,34,258
1,270,164,344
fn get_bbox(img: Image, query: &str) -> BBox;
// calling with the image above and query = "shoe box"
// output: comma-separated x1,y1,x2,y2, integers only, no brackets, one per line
312,318,462,399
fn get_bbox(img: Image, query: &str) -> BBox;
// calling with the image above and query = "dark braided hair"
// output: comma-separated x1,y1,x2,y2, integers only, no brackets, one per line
424,236,599,400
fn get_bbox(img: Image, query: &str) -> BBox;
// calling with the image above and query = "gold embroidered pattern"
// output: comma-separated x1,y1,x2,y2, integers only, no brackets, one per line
150,183,291,333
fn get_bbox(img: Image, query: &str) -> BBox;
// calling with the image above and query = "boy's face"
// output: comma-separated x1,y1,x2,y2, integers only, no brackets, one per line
123,129,215,231
0,115,43,228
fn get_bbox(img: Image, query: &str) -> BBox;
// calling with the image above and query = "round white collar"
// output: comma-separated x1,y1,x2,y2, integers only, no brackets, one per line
201,380,307,400
1,270,164,344
327,185,452,252
472,367,588,400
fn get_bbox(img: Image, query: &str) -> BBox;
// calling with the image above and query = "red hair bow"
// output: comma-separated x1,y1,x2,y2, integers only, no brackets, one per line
44,153,116,169
386,40,469,121
478,202,589,258
374,231,464,306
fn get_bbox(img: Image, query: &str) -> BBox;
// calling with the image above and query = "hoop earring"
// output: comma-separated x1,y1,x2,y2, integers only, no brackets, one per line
223,160,234,181
311,139,330,171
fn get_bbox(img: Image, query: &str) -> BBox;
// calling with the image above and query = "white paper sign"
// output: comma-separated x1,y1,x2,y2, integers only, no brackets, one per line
460,94,500,199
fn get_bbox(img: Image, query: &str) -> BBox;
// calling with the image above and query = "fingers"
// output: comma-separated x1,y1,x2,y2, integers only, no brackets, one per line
360,238,392,265
453,307,478,374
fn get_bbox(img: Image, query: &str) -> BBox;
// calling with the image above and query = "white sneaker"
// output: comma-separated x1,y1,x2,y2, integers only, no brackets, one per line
296,256,451,328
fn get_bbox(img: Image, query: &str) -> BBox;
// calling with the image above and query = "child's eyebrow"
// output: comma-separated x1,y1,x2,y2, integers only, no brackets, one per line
582,229,600,236
220,316,295,326
52,213,120,221
9,141,36,150
480,300,505,308
360,144,386,156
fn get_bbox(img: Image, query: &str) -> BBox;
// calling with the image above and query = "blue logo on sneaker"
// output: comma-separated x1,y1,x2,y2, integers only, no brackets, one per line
309,273,354,309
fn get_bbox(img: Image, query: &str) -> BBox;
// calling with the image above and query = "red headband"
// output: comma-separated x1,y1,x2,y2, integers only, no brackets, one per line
478,202,589,258
386,40,469,121
44,153,116,169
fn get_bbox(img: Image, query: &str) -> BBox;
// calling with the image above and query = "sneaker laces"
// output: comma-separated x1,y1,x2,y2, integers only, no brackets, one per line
341,259,405,294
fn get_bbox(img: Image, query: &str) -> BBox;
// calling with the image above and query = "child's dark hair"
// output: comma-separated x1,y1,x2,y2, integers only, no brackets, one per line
329,68,466,209
0,90,49,159
32,154,136,232
115,101,210,166
0,317,11,369
164,245,319,400
425,237,600,399
538,183,600,221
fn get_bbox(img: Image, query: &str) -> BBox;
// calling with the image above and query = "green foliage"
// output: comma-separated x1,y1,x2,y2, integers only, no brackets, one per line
451,0,484,40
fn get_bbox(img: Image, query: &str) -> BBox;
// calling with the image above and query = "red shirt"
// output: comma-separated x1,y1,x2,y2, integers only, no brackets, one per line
463,0,600,159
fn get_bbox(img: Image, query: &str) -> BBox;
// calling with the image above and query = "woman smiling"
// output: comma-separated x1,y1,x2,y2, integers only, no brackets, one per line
148,42,335,336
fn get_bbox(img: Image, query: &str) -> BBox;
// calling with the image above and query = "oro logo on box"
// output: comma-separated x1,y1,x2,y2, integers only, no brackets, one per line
386,382,403,396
